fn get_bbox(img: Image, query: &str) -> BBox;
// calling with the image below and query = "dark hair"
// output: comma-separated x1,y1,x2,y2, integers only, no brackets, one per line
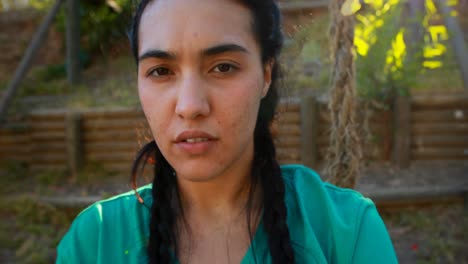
129,1,295,263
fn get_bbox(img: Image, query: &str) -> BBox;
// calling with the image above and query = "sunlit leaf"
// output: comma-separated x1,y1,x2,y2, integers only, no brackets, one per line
424,43,447,57
341,0,362,16
429,25,449,41
106,0,122,13
355,37,370,55
426,0,437,14
423,61,443,68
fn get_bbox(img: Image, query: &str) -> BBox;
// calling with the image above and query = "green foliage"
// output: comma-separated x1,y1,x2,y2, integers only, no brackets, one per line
0,161,29,193
282,15,331,96
355,2,419,103
54,0,134,57
36,169,66,185
30,64,67,82
75,161,115,184
27,0,55,10
23,0,133,56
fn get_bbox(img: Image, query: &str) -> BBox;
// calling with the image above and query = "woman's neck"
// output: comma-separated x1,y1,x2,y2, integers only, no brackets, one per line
177,163,253,221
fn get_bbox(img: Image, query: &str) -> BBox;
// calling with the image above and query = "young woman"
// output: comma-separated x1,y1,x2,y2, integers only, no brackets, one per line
57,0,398,263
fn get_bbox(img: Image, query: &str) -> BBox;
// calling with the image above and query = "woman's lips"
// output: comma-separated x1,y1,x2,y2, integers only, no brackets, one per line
174,130,217,155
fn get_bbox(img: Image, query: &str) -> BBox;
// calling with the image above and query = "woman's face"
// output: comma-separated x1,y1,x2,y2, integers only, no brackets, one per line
137,0,272,182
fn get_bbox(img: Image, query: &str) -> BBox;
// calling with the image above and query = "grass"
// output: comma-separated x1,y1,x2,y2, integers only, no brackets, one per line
0,159,128,263
381,205,468,263
0,197,79,264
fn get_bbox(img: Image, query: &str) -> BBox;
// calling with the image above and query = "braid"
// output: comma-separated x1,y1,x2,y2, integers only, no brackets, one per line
253,121,295,264
131,140,178,264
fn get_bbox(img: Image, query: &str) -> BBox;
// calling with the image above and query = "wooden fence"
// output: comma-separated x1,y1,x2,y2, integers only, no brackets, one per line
411,95,468,160
1,95,467,175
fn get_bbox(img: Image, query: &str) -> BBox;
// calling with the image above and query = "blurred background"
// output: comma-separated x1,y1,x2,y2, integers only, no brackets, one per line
0,0,467,263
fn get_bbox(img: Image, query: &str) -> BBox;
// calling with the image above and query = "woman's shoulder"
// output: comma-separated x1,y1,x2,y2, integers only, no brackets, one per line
75,184,153,223
280,164,372,208
280,164,375,227
279,164,396,263
56,185,153,263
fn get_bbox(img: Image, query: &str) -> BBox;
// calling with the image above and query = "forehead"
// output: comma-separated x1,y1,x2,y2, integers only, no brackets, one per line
138,0,258,56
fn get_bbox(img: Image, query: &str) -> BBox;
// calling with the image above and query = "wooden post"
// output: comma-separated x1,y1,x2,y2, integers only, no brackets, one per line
435,0,468,92
66,0,81,84
0,0,65,122
392,95,411,168
65,111,83,176
300,95,319,168
464,190,468,214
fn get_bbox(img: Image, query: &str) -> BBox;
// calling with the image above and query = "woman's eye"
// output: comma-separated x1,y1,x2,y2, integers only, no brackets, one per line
149,67,173,77
213,63,237,73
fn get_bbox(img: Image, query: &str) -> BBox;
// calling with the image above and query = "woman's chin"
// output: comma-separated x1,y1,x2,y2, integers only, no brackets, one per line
173,162,226,183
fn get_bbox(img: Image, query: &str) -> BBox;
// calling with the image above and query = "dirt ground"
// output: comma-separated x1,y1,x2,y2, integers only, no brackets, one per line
0,160,467,263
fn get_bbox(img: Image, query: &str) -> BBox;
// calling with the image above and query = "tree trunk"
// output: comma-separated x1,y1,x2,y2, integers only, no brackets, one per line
326,0,362,188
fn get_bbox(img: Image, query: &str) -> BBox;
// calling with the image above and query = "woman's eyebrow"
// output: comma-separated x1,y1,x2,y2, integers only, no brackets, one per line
202,43,249,57
138,44,248,62
138,49,177,61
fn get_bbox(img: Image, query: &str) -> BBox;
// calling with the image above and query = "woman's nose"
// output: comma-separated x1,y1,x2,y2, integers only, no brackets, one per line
175,75,210,120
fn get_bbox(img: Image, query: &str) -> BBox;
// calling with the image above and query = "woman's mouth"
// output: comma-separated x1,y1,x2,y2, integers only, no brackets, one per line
175,131,217,155
184,138,210,143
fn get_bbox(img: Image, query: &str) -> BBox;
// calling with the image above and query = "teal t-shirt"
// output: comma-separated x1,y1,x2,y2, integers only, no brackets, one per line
56,165,398,263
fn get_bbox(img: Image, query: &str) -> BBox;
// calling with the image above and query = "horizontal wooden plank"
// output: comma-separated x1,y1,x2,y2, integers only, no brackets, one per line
29,143,66,152
277,148,300,160
85,142,141,153
412,110,468,123
80,108,145,119
317,136,392,148
274,136,301,148
276,124,301,136
30,153,67,163
275,111,301,124
83,118,148,131
411,123,468,135
277,102,300,112
411,148,468,160
0,145,30,154
29,121,66,131
318,121,389,133
318,110,391,123
0,134,30,144
412,136,468,148
30,131,65,140
0,155,30,162
83,130,141,142
412,95,468,110
317,145,383,160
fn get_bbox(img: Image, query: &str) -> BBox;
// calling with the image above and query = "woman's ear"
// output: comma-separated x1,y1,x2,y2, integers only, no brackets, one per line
262,59,274,98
